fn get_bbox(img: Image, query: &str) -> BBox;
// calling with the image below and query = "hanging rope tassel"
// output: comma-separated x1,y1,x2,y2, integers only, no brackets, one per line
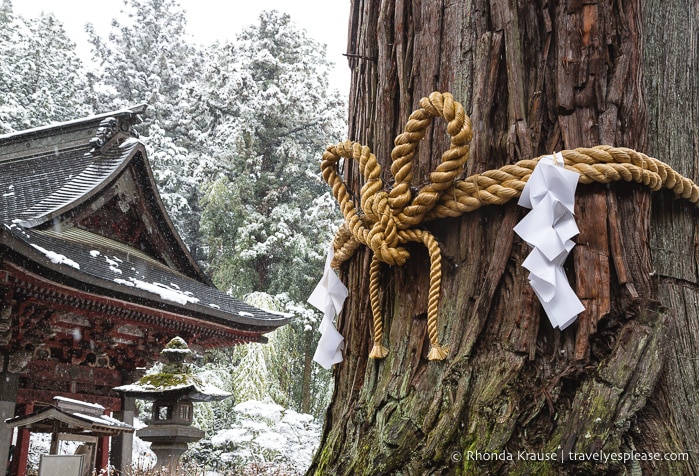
368,255,389,359
400,229,448,360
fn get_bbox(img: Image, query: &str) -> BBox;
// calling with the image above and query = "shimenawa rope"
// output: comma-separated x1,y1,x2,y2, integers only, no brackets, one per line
321,91,699,361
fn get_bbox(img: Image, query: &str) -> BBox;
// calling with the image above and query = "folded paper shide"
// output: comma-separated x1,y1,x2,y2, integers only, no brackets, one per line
514,152,585,330
308,246,347,369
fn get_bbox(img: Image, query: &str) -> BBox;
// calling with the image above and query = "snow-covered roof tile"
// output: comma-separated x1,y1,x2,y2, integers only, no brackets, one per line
3,226,289,330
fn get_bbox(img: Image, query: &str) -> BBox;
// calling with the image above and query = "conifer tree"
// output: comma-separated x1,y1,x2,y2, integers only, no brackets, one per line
0,3,91,132
198,11,345,300
87,0,201,134
196,12,345,414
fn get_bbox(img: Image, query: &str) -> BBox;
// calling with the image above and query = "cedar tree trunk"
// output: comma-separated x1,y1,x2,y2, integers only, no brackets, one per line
309,1,699,475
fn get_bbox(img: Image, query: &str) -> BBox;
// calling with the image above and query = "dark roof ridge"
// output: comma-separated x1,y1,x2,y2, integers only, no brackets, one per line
0,104,147,148
0,105,146,165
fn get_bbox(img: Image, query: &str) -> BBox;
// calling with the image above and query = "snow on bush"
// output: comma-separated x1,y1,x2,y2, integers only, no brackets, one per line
132,417,157,470
203,399,321,474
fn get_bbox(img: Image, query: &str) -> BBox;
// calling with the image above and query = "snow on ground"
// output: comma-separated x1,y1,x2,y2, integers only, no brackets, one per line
209,399,321,474
25,404,319,474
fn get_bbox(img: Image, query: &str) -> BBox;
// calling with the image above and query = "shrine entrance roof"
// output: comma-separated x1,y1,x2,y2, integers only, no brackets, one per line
5,397,134,437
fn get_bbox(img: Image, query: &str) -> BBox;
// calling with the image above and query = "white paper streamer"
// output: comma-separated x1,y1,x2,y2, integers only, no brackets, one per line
514,153,585,330
308,246,348,369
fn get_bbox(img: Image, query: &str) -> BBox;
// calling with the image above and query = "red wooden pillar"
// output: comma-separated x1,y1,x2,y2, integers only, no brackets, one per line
95,406,114,472
96,434,110,471
9,403,32,476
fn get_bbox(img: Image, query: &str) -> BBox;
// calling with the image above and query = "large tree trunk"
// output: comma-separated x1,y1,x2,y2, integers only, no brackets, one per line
638,0,699,472
309,1,698,475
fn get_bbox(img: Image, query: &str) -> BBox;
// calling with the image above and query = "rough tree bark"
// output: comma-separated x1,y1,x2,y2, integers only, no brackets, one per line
309,1,698,475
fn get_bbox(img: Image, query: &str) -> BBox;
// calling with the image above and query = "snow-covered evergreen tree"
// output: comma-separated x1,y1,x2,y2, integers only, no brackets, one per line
142,124,203,254
198,10,345,299
0,2,91,133
188,399,320,475
86,0,201,133
195,10,345,417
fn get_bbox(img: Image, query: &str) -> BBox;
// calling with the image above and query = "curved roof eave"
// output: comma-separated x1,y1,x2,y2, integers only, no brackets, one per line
0,228,292,333
12,137,211,285
127,145,214,285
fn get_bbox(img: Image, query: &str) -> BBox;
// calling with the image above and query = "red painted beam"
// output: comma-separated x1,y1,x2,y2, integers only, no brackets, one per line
25,360,123,387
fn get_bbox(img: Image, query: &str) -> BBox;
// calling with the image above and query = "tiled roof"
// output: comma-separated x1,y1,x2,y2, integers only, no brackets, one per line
1,139,136,227
5,406,134,436
0,108,140,226
0,108,291,333
0,145,90,224
2,225,289,330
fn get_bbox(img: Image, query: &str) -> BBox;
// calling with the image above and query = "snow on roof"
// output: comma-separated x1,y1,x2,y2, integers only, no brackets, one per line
266,309,294,318
195,381,232,398
5,406,134,434
0,106,144,142
114,381,193,393
2,226,291,330
72,412,133,429
30,243,80,269
119,137,140,148
114,278,135,287
53,396,104,410
130,278,201,305
114,373,231,400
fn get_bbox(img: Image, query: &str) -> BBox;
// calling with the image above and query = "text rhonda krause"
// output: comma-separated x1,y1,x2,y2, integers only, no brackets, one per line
465,450,689,463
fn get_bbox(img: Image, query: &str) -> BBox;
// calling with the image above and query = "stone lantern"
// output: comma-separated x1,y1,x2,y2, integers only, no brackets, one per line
114,337,231,469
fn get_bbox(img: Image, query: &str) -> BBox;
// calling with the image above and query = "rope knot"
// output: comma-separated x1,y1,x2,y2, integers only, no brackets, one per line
322,91,473,361
364,191,410,265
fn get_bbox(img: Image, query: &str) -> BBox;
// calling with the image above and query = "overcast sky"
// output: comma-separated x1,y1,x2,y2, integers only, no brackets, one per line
12,0,352,93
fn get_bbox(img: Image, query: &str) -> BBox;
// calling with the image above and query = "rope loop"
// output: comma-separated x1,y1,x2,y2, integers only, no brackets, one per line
322,92,473,269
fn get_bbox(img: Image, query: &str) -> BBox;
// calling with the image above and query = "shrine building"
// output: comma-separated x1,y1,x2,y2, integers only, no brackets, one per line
0,106,291,475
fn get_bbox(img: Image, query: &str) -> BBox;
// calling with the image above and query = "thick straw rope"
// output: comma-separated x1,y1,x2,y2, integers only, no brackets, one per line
322,91,699,361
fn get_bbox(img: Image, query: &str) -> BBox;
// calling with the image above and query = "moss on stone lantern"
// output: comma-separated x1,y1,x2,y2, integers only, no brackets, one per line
114,337,231,468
